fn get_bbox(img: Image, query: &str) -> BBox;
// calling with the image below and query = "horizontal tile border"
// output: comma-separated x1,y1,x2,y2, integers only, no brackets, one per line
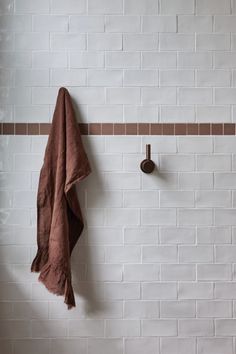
0,122,236,135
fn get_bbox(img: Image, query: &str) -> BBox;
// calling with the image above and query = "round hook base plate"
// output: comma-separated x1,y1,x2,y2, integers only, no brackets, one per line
140,159,155,174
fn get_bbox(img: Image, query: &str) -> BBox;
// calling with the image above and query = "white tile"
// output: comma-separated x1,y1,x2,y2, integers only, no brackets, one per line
197,227,231,244
13,339,50,354
178,209,213,226
88,338,123,354
160,155,194,172
88,34,122,50
15,0,50,13
215,319,236,336
125,338,159,354
143,16,176,32
88,105,123,122
160,70,194,86
160,106,195,123
178,282,213,299
215,209,236,225
51,0,86,13
106,245,141,263
124,227,158,244
51,339,87,354
160,191,194,207
15,33,49,50
124,105,158,122
123,34,158,51
106,88,140,104
87,227,123,244
124,70,157,86
125,0,158,14
87,190,122,208
124,264,159,281
124,300,159,319
124,191,158,207
142,246,178,263
178,52,212,68
215,15,236,32
106,52,140,68
69,320,104,336
105,173,140,189
70,52,104,68
105,136,141,153
105,320,140,337
161,264,196,281
196,0,230,14
196,106,231,122
70,15,104,32
33,15,68,31
50,69,86,86
142,282,177,300
51,34,86,50
88,0,123,14
196,190,231,207
104,283,140,300
160,0,194,14
142,52,176,68
215,52,236,68
160,227,195,244
142,319,177,336
197,338,233,354
197,155,231,171
178,15,212,32
0,320,30,339
142,88,176,104
161,338,195,354
197,70,230,86
179,245,213,263
196,34,230,51
178,137,213,153
0,52,31,68
87,264,122,281
179,88,212,104
141,209,176,226
0,88,31,105
106,15,140,32
197,300,232,318
33,52,67,68
197,264,231,281
160,300,195,318
160,34,194,50
179,319,213,336
215,282,236,299
88,70,122,86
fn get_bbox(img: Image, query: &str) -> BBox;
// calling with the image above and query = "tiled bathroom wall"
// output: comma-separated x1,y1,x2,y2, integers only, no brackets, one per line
1,0,236,123
2,135,236,354
2,1,236,354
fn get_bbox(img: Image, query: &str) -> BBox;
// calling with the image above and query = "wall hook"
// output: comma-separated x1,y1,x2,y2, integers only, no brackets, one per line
140,144,155,174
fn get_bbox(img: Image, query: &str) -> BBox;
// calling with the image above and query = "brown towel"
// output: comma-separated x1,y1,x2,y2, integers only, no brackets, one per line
31,87,91,309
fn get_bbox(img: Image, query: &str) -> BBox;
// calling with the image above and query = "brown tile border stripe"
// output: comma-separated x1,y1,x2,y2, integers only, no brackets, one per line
1,123,236,135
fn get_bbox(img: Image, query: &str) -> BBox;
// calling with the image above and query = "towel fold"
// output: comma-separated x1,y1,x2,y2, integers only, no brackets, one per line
31,87,91,309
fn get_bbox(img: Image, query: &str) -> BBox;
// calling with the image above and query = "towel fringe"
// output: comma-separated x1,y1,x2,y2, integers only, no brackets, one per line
36,261,75,309
65,278,76,309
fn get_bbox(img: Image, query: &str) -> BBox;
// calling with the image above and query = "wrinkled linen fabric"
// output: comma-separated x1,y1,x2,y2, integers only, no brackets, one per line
31,87,91,309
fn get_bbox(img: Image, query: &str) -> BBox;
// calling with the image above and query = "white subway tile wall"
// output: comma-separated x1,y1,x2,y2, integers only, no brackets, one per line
1,0,236,354
0,135,236,354
0,0,235,123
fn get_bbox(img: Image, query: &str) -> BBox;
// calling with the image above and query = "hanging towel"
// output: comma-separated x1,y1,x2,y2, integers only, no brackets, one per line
31,87,91,309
